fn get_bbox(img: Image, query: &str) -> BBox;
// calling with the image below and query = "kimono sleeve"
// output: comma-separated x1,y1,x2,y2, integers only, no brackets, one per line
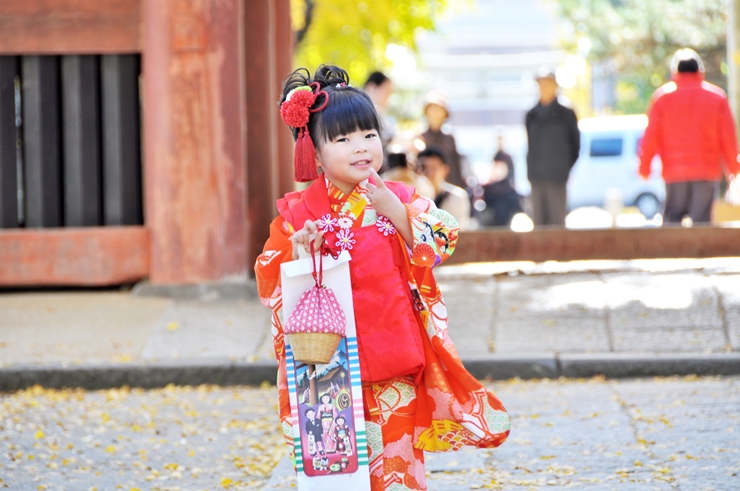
404,193,459,268
254,216,296,458
254,216,294,306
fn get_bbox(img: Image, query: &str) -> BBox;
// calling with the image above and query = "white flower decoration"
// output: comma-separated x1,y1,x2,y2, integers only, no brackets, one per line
335,229,356,251
337,216,354,229
318,214,338,232
375,215,396,236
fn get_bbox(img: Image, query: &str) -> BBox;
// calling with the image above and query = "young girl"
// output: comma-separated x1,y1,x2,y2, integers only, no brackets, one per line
255,65,510,491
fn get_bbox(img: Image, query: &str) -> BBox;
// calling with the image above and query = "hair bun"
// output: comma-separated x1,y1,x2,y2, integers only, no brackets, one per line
280,68,312,105
313,65,350,89
279,65,350,107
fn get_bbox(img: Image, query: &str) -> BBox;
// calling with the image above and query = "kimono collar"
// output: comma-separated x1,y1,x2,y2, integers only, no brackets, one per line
301,176,369,221
326,177,369,213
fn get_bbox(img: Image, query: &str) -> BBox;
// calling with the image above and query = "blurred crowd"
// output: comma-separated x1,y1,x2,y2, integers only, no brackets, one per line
365,46,740,230
365,71,523,231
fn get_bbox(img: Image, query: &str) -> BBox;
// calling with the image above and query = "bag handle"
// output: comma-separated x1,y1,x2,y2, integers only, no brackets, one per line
310,240,323,287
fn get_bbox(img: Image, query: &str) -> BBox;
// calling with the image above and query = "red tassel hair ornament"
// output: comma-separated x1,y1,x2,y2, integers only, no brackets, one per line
280,82,330,182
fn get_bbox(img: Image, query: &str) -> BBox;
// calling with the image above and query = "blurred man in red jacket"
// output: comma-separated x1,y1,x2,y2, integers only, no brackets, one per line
639,48,740,224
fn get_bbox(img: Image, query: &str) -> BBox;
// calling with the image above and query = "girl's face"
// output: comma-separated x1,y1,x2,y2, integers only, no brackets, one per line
316,128,383,195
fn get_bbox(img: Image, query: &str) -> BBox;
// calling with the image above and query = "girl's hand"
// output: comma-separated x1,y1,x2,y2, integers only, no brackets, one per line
291,220,324,260
365,168,405,218
366,168,414,247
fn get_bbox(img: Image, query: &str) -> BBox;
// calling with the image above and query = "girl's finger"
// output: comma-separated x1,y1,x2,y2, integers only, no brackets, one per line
369,168,386,188
304,220,318,233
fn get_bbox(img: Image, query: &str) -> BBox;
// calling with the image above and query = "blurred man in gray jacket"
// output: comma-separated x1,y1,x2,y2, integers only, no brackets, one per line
525,66,580,226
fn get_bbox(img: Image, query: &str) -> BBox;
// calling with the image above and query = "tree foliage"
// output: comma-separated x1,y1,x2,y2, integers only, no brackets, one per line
290,0,448,85
550,0,728,114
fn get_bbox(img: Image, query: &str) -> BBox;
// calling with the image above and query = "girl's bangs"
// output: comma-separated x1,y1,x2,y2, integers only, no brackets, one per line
315,89,380,144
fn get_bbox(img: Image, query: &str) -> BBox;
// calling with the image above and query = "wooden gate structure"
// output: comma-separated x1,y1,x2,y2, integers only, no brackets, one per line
0,0,294,286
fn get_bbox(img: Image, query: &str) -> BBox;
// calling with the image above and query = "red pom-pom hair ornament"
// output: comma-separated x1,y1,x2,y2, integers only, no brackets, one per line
280,82,330,182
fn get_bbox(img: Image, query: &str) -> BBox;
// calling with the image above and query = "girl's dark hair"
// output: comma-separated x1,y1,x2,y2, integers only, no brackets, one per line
279,65,380,149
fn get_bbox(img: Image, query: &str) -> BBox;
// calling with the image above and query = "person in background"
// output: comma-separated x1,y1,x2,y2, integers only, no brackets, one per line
418,146,471,230
493,127,515,188
364,71,395,168
639,48,740,225
381,152,436,200
525,66,580,227
478,160,523,228
418,91,466,189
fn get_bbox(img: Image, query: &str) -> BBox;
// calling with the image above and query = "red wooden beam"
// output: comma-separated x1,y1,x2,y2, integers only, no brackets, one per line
448,226,740,264
0,227,149,286
0,0,141,54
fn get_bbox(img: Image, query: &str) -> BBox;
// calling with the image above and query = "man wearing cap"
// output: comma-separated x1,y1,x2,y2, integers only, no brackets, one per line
639,48,740,224
419,91,466,189
525,66,580,227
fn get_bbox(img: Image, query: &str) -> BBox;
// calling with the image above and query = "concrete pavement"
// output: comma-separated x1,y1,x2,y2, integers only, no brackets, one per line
2,258,740,390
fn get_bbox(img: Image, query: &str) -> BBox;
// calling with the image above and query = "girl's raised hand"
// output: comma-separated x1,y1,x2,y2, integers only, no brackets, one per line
291,220,325,260
365,168,404,218
366,168,414,247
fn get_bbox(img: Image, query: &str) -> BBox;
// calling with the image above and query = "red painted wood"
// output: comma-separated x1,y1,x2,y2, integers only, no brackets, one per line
142,0,247,284
245,0,280,271
273,0,296,198
0,0,141,54
0,227,149,286
447,227,740,264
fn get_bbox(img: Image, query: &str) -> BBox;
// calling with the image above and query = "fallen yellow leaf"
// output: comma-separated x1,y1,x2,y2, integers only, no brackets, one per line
33,430,44,440
167,322,179,331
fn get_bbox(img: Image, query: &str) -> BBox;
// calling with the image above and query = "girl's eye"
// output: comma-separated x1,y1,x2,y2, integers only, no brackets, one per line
365,132,377,139
336,137,349,142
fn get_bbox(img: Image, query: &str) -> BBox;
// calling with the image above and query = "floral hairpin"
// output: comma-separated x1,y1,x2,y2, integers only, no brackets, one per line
280,82,329,182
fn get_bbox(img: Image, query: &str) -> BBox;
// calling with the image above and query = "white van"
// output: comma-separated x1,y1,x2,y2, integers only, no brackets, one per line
567,115,664,217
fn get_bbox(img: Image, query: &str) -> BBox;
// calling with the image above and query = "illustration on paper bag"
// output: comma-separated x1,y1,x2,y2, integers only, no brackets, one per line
293,338,359,476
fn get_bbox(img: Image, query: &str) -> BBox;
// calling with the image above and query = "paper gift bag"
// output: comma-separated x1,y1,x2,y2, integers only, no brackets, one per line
281,251,371,491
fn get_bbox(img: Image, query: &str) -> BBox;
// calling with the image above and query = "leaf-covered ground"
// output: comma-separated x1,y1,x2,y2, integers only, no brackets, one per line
1,376,738,491
428,375,740,491
0,383,283,490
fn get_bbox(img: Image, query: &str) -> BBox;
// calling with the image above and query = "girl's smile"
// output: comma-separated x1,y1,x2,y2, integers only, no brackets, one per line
316,129,383,194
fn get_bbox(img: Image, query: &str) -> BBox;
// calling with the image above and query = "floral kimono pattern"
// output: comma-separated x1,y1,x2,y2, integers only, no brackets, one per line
255,178,510,491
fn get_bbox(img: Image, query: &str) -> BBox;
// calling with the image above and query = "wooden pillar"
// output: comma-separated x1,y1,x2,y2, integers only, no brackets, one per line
22,56,62,228
273,0,296,196
0,56,18,228
142,0,246,284
245,0,294,270
101,54,142,226
62,55,102,227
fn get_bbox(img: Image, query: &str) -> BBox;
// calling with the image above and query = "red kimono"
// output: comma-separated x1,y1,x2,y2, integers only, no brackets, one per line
255,177,510,491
